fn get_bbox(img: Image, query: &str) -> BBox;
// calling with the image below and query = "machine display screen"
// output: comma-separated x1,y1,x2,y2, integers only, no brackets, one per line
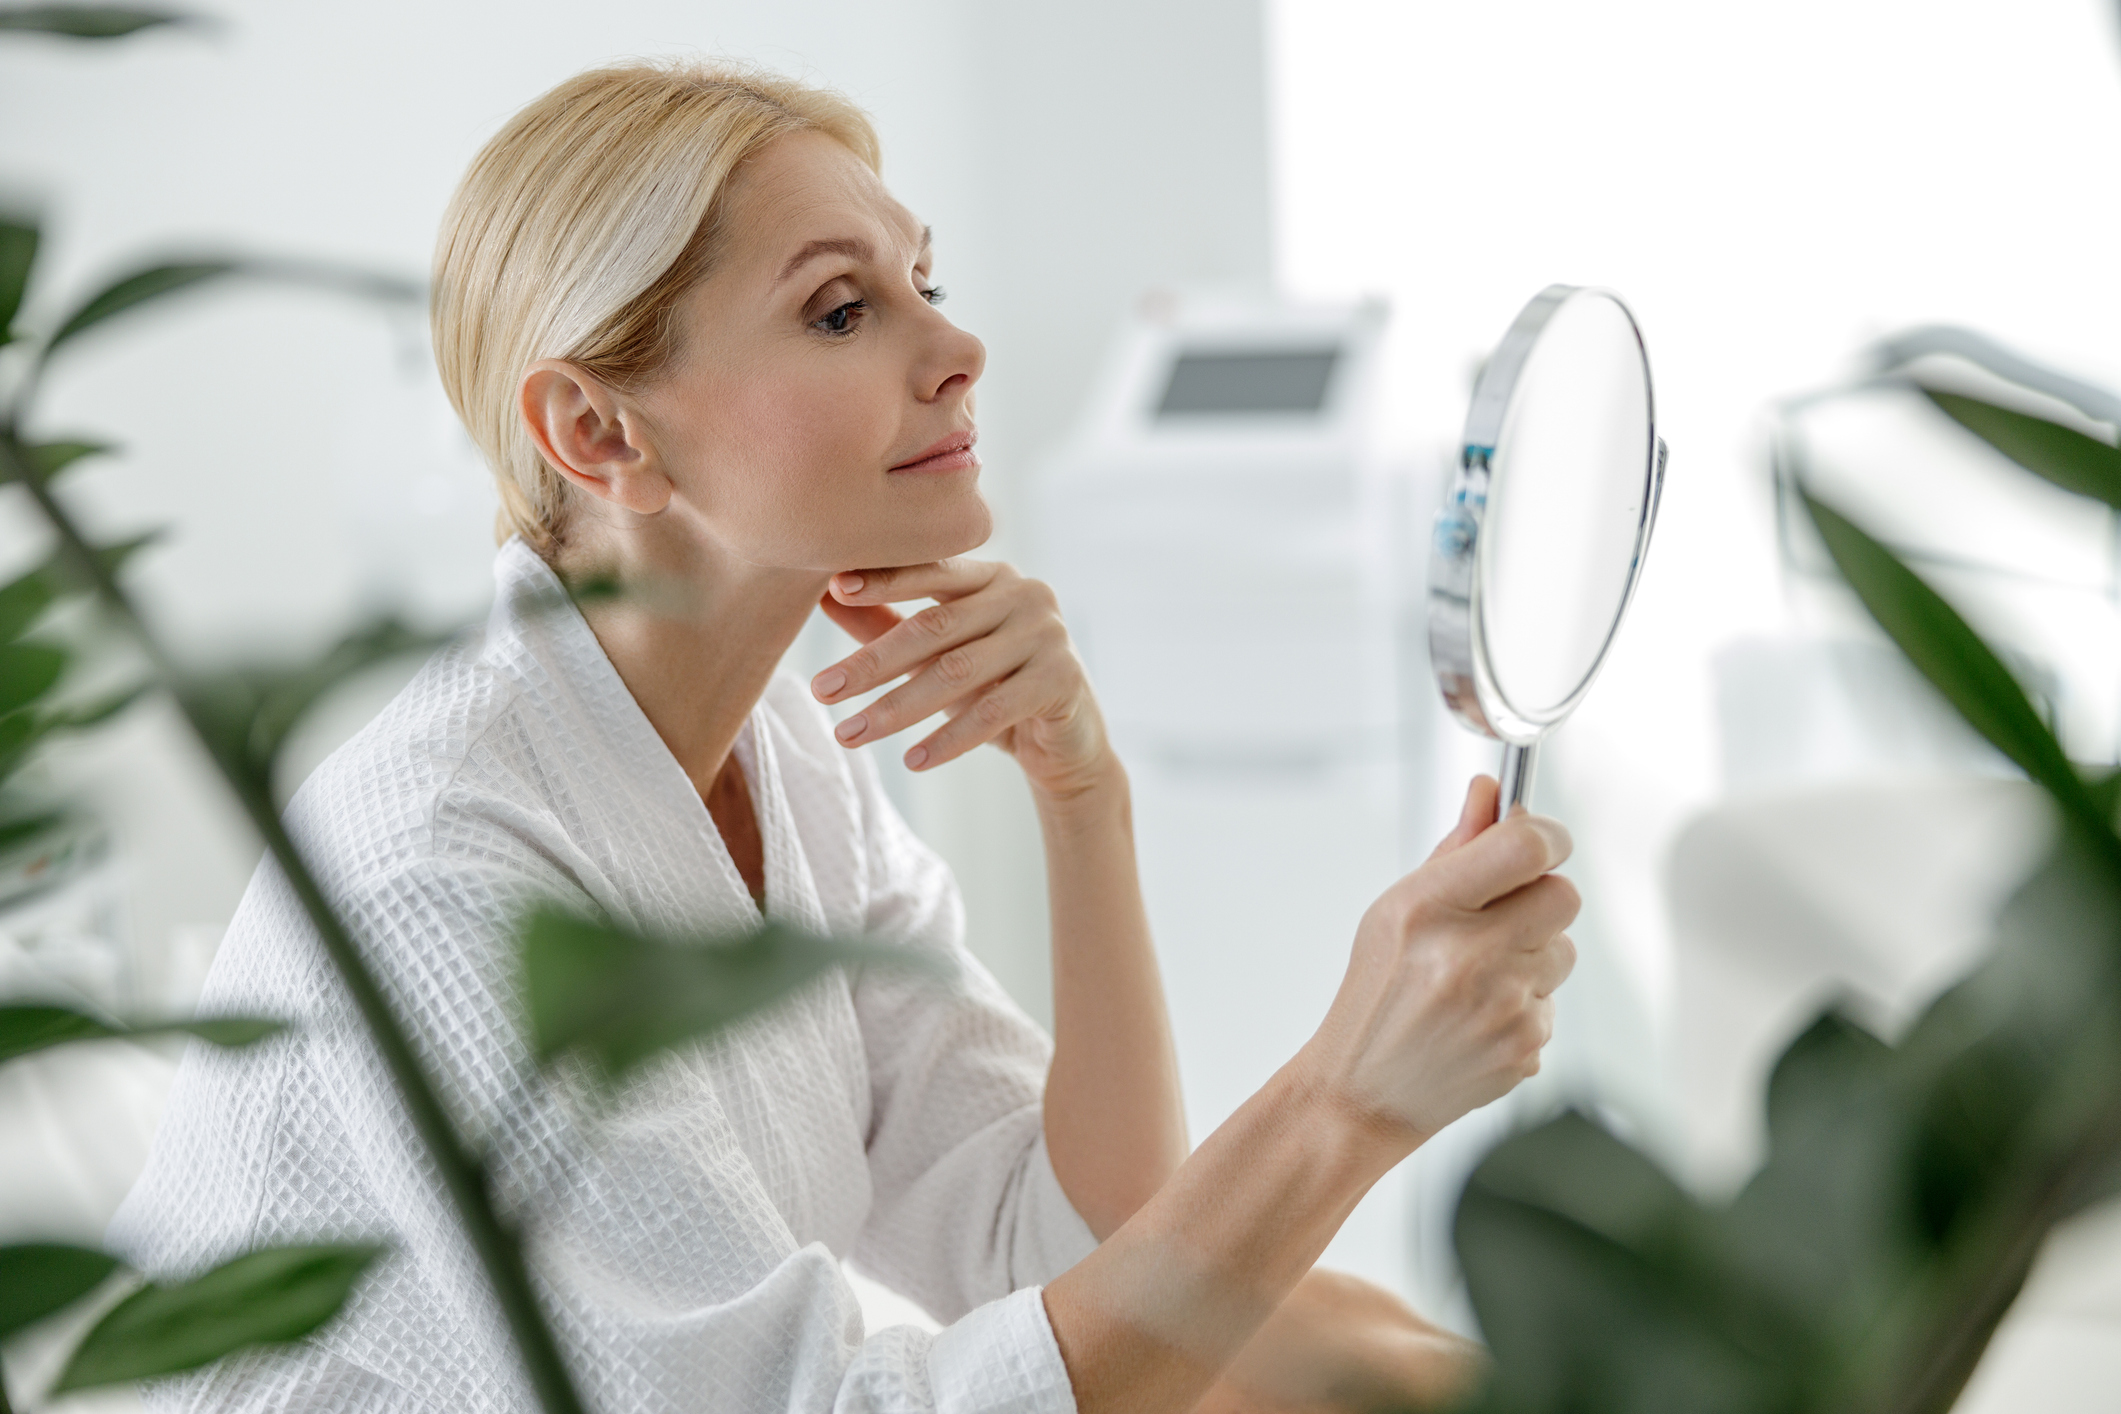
1156,347,1341,417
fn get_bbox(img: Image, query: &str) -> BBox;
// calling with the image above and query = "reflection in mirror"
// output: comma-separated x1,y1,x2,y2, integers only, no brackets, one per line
1479,292,1654,720
1429,283,1665,812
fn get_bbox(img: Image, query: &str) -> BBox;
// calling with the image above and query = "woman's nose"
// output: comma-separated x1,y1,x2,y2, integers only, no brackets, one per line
918,317,985,404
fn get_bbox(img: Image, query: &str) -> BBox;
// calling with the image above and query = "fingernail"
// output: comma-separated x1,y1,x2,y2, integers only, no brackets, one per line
904,745,928,770
835,713,866,743
835,572,865,596
812,667,846,699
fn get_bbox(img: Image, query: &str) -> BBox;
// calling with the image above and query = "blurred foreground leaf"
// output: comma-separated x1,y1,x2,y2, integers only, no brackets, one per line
0,1242,119,1338
0,808,64,850
0,215,35,345
39,257,421,365
42,260,235,359
1457,1112,1799,1414
0,1002,285,1064
178,616,446,788
54,1243,383,1392
523,910,940,1080
0,639,65,715
1919,386,2121,511
0,6,187,37
1799,488,2103,837
56,680,148,728
24,439,115,480
1457,499,2121,1414
0,563,57,642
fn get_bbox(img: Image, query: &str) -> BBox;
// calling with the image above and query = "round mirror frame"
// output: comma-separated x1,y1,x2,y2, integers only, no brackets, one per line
1427,283,1668,748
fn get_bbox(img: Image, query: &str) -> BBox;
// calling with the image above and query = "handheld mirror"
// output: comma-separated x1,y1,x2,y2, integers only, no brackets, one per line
1428,284,1667,812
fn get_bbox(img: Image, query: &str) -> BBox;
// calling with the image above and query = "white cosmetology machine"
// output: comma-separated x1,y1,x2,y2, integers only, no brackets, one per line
1036,290,1423,1295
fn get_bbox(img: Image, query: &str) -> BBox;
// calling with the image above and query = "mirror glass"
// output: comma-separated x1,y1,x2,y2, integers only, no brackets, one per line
1478,291,1654,720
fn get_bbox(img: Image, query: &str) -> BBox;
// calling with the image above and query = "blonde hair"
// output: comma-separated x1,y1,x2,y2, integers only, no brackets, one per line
432,60,881,552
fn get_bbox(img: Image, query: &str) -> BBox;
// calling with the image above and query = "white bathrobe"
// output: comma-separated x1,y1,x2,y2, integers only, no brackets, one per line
110,539,1095,1414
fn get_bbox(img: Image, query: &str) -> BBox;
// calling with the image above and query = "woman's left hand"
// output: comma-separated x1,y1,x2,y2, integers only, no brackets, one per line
811,558,1116,800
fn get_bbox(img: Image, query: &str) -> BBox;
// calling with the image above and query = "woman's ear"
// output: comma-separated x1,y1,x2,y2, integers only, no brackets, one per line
518,359,672,515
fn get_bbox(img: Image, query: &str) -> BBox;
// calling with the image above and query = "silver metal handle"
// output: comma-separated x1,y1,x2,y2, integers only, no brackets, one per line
1498,741,1538,815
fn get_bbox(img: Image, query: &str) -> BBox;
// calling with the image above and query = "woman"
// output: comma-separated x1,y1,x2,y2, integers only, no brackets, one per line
115,61,1579,1414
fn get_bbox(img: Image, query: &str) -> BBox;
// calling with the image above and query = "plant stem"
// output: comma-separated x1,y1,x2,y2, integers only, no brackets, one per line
0,440,588,1414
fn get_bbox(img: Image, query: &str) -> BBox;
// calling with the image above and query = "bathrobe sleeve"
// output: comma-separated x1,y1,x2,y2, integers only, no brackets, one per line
844,754,1101,1323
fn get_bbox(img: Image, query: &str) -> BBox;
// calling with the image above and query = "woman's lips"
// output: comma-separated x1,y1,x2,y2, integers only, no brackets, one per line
890,428,979,474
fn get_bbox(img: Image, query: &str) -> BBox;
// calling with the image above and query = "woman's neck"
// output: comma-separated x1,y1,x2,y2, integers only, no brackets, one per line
555,519,826,799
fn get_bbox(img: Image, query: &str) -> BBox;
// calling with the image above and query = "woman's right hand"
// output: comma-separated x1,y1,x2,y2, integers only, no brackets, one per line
1301,775,1579,1142
1042,775,1579,1414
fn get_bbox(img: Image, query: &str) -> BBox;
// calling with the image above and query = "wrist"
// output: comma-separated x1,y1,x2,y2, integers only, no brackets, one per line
1277,1043,1428,1176
1030,748,1130,820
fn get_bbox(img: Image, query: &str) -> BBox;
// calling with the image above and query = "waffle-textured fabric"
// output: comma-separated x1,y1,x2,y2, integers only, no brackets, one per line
110,538,1096,1414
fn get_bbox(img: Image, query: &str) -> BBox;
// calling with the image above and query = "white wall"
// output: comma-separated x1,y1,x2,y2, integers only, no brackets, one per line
0,0,1275,1023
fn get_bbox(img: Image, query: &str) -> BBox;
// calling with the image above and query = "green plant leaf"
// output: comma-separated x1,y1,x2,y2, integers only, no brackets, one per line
41,261,237,360
0,717,64,799
1455,1111,1801,1414
523,910,940,1080
0,640,65,716
1919,386,2121,511
0,1242,120,1339
36,257,422,367
0,808,64,851
244,617,441,769
37,528,165,591
0,6,187,37
24,439,115,480
54,1243,382,1392
1800,489,2106,838
0,564,56,642
0,215,36,346
0,706,50,781
59,680,148,728
2087,768,2121,828
1764,1007,1893,1146
1909,1019,2048,1244
0,1002,286,1064
0,1244,114,1341
174,617,446,791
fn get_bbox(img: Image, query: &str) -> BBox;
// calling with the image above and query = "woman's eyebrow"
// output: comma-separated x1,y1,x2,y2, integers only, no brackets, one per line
776,237,872,285
775,228,934,286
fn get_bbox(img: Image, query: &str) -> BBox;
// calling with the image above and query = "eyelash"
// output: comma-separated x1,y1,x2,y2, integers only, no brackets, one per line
812,285,948,337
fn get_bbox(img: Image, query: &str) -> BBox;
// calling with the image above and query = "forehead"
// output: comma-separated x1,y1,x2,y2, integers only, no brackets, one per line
720,129,923,267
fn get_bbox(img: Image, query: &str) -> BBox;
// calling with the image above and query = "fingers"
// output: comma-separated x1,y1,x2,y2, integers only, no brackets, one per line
1527,930,1577,998
1429,776,1500,859
832,616,1047,749
905,662,1068,769
817,591,903,647
1523,995,1556,1068
829,557,1000,606
1495,872,1581,946
1425,812,1573,911
814,591,1015,705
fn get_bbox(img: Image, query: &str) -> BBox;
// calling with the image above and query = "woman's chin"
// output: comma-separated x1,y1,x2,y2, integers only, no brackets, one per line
867,501,992,568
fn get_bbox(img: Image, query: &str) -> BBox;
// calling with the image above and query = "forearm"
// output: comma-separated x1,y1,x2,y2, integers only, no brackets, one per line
1043,1056,1411,1414
1037,757,1188,1239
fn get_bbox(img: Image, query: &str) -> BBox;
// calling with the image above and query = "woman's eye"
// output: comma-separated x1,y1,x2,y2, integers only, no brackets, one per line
920,285,947,306
814,300,867,335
